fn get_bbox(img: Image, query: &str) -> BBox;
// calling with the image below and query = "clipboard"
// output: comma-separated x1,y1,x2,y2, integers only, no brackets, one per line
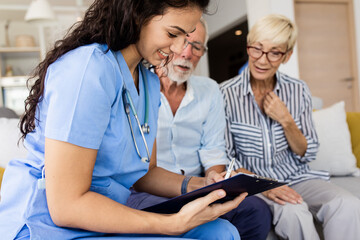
142,173,285,214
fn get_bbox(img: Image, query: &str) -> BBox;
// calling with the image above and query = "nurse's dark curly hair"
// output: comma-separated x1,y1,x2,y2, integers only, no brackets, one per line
20,0,209,140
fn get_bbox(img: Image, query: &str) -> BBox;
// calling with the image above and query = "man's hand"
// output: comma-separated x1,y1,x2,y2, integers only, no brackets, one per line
204,170,225,186
262,185,303,205
204,169,241,186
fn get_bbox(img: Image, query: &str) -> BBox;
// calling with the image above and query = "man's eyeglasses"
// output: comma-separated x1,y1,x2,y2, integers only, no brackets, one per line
184,40,208,57
247,46,287,62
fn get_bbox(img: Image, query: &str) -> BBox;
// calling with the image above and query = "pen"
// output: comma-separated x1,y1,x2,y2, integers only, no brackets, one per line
224,157,236,179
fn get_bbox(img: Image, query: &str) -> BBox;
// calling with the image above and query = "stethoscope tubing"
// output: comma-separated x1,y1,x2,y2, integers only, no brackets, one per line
132,105,151,163
113,50,151,164
122,88,151,163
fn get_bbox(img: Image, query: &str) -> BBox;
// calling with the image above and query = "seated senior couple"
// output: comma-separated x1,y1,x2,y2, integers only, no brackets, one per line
129,14,360,240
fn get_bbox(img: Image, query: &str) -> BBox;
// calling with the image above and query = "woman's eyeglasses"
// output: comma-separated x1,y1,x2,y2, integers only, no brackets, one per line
247,46,287,62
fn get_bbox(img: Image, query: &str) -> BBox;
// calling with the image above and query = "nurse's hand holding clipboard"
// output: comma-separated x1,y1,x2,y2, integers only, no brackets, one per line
166,157,247,234
171,189,248,234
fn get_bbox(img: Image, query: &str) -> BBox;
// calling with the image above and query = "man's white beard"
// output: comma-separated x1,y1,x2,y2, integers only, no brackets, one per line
166,59,194,85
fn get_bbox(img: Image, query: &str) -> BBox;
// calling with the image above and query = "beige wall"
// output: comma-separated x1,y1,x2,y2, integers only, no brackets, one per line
197,0,360,104
354,0,360,105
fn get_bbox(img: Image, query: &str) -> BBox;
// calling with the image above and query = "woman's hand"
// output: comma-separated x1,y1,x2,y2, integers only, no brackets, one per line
263,92,292,124
262,185,303,205
170,189,248,234
236,168,254,175
263,92,307,156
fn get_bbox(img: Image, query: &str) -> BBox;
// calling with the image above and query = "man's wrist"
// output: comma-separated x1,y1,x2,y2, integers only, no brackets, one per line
186,176,205,193
181,176,193,195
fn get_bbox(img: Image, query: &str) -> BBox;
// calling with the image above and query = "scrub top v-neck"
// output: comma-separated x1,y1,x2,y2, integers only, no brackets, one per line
0,43,160,239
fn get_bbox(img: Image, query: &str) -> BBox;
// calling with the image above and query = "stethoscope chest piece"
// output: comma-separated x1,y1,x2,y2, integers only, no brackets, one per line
141,123,150,134
141,157,150,163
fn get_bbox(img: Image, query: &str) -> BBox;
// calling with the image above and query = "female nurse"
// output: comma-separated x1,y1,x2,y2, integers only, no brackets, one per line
0,0,247,239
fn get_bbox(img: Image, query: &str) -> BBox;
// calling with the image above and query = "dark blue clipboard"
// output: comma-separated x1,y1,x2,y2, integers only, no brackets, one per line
142,173,285,214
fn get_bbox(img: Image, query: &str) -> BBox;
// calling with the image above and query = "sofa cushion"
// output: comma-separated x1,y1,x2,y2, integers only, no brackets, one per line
310,101,360,176
0,118,28,168
0,167,4,189
330,176,360,199
346,112,360,168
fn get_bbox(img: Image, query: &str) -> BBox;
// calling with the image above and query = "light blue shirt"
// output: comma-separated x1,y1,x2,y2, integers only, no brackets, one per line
156,75,228,177
0,43,161,239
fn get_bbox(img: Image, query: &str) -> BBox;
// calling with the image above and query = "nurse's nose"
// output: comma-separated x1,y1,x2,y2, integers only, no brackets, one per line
170,37,187,55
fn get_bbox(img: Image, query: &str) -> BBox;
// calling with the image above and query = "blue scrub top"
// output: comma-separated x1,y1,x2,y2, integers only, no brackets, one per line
0,43,160,239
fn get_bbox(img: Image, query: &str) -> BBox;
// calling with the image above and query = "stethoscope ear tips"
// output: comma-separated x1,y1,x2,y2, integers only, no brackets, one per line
141,157,150,163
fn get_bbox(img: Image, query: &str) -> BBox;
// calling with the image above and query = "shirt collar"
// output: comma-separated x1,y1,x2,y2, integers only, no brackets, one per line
243,67,282,95
243,67,252,95
160,78,195,111
181,78,195,108
274,71,282,93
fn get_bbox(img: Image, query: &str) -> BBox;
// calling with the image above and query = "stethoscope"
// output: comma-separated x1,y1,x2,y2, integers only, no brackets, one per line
37,52,151,191
113,51,151,163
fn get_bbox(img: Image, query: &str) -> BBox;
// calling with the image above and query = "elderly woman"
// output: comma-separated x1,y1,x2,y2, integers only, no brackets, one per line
220,14,360,240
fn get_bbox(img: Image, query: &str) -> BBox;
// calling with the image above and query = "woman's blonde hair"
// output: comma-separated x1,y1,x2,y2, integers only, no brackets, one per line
247,14,298,51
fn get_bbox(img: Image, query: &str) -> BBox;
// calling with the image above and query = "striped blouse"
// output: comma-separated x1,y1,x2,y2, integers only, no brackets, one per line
220,68,329,185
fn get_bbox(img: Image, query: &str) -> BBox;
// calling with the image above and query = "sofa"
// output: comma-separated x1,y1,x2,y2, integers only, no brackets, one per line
0,107,28,194
1,102,360,239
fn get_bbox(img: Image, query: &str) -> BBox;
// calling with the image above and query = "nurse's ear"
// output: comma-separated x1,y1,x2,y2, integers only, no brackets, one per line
282,49,293,64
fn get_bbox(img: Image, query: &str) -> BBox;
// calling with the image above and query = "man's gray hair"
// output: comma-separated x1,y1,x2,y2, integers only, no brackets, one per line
199,16,209,46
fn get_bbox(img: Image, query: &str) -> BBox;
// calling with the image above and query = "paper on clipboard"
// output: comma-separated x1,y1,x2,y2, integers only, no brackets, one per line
142,173,285,214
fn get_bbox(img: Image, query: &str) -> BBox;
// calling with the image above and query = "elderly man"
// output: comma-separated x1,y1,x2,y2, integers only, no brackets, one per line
127,18,272,240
